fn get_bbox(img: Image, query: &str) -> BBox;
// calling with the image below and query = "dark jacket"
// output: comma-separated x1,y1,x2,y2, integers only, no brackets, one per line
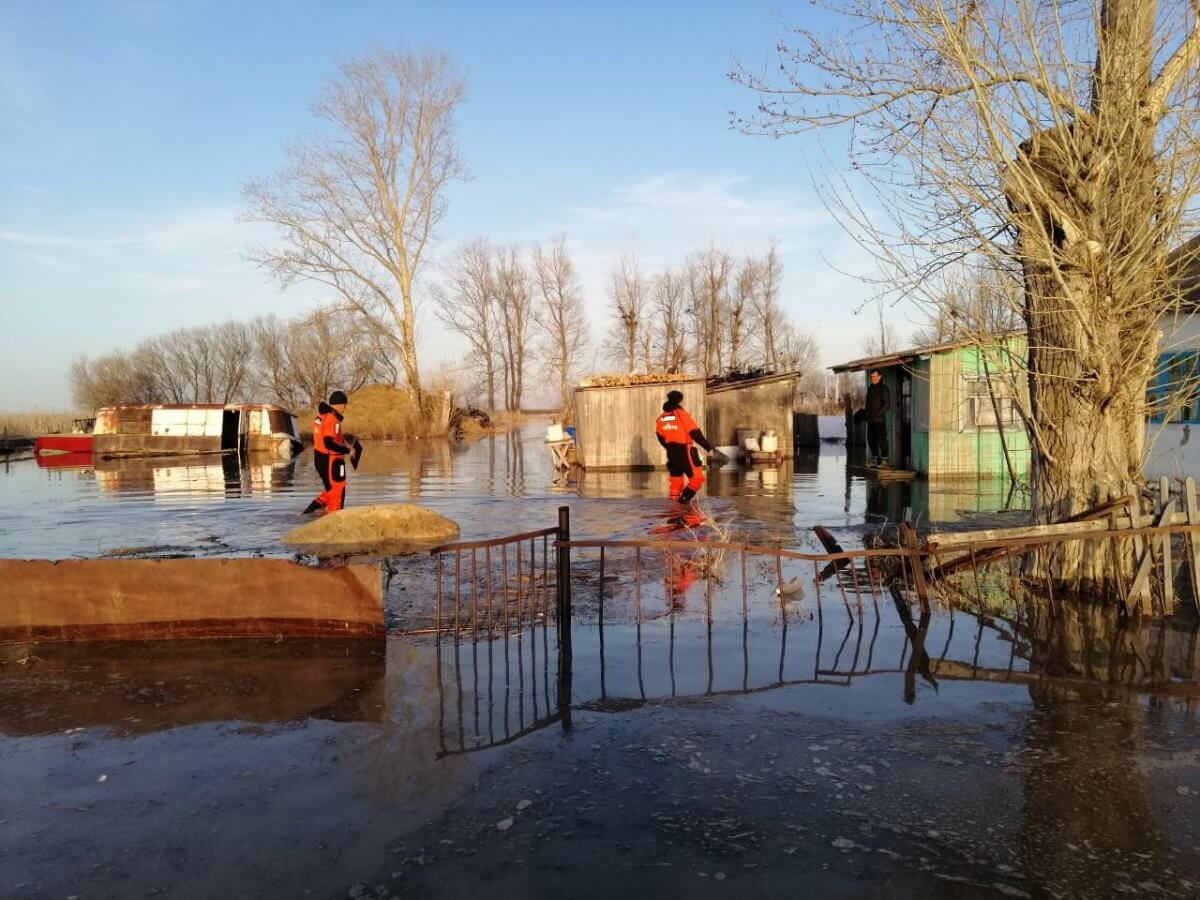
865,382,891,422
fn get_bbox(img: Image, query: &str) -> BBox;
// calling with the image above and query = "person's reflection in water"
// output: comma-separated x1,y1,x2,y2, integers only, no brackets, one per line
650,505,707,610
865,478,911,527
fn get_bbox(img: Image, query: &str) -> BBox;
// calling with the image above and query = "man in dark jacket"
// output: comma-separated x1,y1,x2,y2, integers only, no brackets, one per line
863,369,891,467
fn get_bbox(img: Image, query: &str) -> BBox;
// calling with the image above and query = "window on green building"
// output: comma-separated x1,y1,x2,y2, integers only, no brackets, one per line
960,375,1018,430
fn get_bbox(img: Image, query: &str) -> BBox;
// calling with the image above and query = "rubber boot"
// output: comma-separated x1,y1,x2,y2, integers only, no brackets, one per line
678,486,697,504
303,499,322,515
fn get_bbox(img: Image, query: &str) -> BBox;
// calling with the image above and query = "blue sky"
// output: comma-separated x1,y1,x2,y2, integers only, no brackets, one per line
0,0,896,410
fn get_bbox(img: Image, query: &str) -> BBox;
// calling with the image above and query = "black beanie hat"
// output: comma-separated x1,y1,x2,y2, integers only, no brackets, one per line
666,390,684,405
329,390,348,405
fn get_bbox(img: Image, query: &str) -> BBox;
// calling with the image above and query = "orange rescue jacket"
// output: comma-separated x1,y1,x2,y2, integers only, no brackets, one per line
656,406,699,446
316,406,351,456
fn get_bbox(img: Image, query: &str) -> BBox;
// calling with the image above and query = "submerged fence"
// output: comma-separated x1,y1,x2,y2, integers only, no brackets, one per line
426,501,1200,637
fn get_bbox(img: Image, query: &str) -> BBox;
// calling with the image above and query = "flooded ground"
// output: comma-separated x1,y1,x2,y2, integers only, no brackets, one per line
3,431,1198,898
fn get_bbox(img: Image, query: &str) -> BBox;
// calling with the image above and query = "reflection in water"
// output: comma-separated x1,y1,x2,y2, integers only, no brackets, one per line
434,582,1200,753
866,471,1030,528
0,639,385,736
91,455,299,498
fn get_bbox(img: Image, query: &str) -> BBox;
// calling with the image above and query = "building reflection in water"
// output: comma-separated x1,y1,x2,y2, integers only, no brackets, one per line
33,452,301,499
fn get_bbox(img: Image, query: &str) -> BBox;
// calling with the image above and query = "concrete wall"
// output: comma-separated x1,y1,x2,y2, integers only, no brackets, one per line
575,378,706,470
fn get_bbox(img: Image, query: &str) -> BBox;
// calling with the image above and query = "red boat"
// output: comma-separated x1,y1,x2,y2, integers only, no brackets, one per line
34,434,94,455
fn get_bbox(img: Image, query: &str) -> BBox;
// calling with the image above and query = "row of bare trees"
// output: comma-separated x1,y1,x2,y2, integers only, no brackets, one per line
435,236,589,412
69,307,395,412
606,243,819,377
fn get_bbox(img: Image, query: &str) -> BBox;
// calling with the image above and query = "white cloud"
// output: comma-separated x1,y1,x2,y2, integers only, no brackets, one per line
0,206,323,408
570,172,828,237
0,228,79,248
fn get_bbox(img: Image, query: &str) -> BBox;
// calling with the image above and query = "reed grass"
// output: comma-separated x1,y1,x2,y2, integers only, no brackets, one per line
0,412,86,439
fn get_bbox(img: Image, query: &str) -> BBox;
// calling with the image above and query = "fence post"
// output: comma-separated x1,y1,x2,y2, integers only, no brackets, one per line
556,505,573,731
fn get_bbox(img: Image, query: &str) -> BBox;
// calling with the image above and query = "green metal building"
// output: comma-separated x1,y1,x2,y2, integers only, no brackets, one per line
832,334,1031,480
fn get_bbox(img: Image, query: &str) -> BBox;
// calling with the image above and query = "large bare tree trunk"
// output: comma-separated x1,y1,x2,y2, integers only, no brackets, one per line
1010,1,1159,546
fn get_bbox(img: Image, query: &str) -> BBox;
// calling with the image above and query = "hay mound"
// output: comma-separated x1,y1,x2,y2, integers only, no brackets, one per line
284,504,460,555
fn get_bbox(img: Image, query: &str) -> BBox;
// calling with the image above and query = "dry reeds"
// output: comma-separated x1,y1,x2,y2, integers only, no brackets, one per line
0,412,86,440
661,500,731,581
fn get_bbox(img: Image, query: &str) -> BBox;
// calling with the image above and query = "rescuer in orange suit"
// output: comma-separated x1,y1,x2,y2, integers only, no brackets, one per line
654,389,722,503
303,390,359,514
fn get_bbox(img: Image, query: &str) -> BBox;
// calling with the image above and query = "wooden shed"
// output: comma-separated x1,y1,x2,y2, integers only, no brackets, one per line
704,373,799,452
831,333,1031,480
574,375,706,470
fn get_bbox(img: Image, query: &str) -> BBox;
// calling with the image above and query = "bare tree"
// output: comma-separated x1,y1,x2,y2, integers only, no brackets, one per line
69,354,157,410
494,245,534,411
608,253,648,371
776,322,821,374
727,257,756,370
244,49,466,402
72,321,259,408
689,245,734,376
861,300,901,357
649,268,690,372
736,1,1200,580
437,238,499,411
749,242,785,370
533,236,589,412
250,309,389,409
912,261,1023,347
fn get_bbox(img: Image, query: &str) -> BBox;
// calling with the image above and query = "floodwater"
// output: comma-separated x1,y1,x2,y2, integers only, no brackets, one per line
3,431,1199,899
0,431,1026,560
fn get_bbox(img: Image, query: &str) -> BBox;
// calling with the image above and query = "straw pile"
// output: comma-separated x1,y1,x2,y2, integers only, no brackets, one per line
284,504,460,555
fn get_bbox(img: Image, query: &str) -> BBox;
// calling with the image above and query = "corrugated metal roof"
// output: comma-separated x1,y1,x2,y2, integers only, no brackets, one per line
829,331,1024,373
705,371,801,393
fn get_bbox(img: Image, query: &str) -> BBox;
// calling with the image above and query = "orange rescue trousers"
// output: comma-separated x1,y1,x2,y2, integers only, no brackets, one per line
312,451,347,512
665,444,704,501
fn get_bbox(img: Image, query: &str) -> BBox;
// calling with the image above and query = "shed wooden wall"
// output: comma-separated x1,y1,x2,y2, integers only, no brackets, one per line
705,377,797,450
926,343,1031,479
575,379,706,470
